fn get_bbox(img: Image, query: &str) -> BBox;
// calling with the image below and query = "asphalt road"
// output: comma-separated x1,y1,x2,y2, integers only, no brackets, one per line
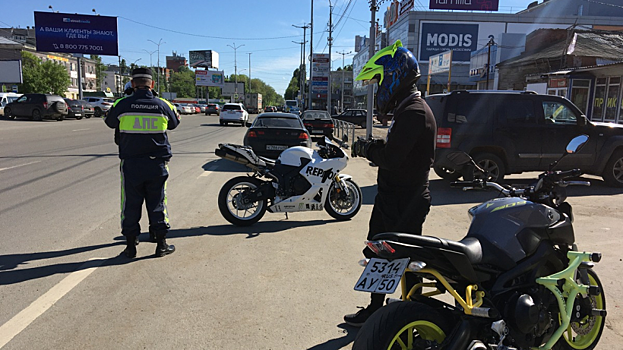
0,114,622,349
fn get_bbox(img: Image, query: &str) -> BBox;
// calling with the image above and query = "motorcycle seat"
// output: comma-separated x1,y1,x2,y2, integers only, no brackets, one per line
371,233,483,265
258,156,276,167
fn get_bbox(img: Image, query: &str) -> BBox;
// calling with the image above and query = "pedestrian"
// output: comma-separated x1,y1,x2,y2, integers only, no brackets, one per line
345,40,437,327
104,67,181,258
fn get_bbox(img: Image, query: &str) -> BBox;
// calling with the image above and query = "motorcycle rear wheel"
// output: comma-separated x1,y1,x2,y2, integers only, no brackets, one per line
218,176,267,226
352,301,454,350
555,269,606,350
325,178,362,220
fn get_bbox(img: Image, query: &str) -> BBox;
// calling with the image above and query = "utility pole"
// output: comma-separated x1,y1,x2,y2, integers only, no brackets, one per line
148,39,165,94
248,52,252,93
367,0,377,139
228,43,244,102
309,0,314,110
293,40,306,103
486,35,495,90
327,2,333,113
293,23,310,108
336,50,352,113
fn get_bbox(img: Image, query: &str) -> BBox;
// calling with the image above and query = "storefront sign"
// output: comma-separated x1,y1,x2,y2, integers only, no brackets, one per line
429,0,499,11
429,51,452,74
34,11,118,56
420,23,478,62
549,78,567,88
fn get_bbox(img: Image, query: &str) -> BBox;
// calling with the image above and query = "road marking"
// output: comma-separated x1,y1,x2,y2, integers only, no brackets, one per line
0,161,41,172
198,165,219,179
0,259,104,348
71,128,90,132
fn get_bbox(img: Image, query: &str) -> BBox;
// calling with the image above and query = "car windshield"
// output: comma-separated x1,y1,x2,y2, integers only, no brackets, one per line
303,111,331,120
254,117,301,128
223,105,242,111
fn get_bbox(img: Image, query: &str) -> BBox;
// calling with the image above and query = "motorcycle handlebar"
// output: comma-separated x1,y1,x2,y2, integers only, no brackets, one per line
549,169,582,181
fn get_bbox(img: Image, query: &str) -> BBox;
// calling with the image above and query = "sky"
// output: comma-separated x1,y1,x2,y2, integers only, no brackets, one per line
5,0,537,95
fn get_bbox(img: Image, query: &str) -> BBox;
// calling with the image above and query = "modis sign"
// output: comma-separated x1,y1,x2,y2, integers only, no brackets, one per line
429,0,499,11
420,22,478,62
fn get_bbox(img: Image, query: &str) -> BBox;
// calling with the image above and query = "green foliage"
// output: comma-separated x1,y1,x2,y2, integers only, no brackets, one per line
90,55,108,90
169,66,196,98
284,68,300,100
19,51,70,95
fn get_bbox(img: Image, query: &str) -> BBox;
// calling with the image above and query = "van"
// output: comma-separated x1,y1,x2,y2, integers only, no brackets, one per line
0,92,22,116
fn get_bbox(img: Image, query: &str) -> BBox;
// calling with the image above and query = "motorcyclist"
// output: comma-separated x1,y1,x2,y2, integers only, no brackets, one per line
344,40,437,326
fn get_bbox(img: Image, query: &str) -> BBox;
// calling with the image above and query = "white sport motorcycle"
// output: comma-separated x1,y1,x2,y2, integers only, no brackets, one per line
215,138,362,226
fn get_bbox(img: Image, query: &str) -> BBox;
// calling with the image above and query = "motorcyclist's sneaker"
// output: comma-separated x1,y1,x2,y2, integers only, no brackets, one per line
344,305,379,327
155,237,175,257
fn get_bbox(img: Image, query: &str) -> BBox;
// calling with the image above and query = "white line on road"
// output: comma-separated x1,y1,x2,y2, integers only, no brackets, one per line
0,259,104,348
71,128,90,132
198,165,219,179
0,161,41,172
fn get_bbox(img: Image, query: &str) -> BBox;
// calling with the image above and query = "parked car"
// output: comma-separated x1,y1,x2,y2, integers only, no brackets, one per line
4,93,67,121
174,103,193,115
64,98,85,119
79,100,95,118
243,112,312,158
0,92,22,116
332,109,368,128
205,103,220,116
301,110,334,140
196,104,208,113
220,103,249,126
428,90,623,187
82,97,114,117
193,105,201,114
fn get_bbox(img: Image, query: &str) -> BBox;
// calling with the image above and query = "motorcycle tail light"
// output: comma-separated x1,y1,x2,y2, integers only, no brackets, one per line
358,259,370,267
365,240,395,254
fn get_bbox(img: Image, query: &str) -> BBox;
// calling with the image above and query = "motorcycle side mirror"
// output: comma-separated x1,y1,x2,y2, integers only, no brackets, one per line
566,135,589,154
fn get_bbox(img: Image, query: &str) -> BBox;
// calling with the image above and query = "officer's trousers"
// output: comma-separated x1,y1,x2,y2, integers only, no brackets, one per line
120,158,170,238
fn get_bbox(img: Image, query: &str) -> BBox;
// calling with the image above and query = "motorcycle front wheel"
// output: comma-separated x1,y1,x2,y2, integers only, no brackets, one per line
555,269,606,350
218,176,267,226
352,301,454,350
325,178,362,220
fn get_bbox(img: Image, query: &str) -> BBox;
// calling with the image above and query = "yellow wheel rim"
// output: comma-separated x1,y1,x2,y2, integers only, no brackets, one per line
562,274,605,349
387,320,446,350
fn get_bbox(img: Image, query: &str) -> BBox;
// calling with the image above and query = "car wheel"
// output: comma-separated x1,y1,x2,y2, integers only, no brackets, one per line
32,109,42,121
602,149,623,187
85,114,92,119
4,107,14,119
472,153,505,182
76,115,83,120
360,121,366,129
94,107,102,117
57,114,64,121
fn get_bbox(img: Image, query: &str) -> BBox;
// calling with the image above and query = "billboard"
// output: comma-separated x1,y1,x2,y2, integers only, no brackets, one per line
429,0,499,11
420,22,478,62
221,82,245,97
34,11,118,56
0,60,23,84
429,51,452,74
311,54,331,96
189,50,219,69
195,70,224,87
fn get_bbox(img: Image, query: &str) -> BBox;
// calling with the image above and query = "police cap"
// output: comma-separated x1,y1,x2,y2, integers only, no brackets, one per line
131,67,153,80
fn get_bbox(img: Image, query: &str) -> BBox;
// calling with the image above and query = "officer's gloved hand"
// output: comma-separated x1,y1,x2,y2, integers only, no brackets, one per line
351,138,370,158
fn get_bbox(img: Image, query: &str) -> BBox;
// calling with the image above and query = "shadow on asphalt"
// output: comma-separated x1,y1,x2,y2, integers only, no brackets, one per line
202,158,252,173
0,242,146,285
307,323,358,350
161,219,333,239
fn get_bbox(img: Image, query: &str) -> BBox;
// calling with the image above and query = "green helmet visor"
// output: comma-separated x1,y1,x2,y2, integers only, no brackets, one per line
355,40,403,86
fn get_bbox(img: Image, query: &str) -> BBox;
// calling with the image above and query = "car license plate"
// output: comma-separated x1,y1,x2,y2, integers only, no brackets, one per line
266,145,288,151
312,130,323,134
74,113,81,116
354,258,409,294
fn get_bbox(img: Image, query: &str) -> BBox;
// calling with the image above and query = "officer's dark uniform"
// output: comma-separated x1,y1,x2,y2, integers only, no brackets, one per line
104,68,180,257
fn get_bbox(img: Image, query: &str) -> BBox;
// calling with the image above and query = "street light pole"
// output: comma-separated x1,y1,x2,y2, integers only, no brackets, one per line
143,49,156,71
327,1,333,113
366,0,377,139
148,39,165,94
227,43,245,102
336,50,351,113
309,0,314,110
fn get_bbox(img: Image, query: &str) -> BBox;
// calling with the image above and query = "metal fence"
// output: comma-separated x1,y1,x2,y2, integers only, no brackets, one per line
332,118,356,146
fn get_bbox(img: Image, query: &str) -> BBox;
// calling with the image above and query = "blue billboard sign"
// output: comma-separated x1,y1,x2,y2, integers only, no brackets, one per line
430,0,498,11
420,23,478,62
34,12,118,56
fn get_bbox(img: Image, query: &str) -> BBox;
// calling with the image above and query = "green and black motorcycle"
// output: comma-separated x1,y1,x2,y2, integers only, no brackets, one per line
352,135,606,350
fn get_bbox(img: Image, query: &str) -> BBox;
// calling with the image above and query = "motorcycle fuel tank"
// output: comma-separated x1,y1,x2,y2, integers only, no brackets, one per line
466,197,560,264
277,146,314,167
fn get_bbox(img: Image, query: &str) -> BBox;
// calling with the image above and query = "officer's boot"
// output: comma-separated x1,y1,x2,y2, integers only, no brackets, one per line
155,235,175,257
123,235,137,258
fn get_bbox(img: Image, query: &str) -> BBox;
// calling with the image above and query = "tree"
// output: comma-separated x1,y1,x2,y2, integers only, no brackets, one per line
169,66,195,98
90,55,108,90
19,51,70,95
284,68,300,100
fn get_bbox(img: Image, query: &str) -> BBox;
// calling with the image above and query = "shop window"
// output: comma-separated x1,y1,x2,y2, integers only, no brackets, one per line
592,79,607,121
605,77,620,122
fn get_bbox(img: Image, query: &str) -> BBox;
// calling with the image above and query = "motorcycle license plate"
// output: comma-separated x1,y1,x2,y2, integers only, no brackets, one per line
354,258,409,294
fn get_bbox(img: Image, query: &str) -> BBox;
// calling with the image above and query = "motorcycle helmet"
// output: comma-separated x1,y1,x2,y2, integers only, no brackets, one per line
355,40,420,115
123,81,134,96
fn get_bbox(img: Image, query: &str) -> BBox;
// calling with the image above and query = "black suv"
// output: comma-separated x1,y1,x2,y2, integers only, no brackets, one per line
4,94,68,121
427,90,623,187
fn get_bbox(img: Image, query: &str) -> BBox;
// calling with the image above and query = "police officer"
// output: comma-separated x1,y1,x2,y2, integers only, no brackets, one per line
105,67,180,258
344,41,437,326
